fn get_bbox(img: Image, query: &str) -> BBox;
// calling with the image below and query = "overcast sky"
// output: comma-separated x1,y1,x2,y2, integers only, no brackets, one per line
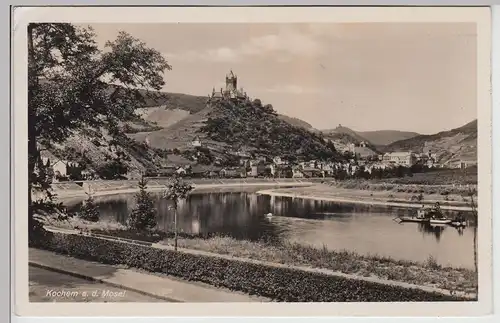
87,23,477,134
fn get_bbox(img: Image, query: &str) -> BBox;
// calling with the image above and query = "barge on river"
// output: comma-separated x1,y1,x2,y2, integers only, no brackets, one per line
396,206,467,227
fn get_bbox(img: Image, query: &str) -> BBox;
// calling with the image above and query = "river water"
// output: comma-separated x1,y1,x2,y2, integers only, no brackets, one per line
67,192,475,269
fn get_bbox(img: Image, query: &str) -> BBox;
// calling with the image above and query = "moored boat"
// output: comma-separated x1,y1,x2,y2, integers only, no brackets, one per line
398,216,430,223
429,218,452,225
449,213,467,227
450,221,467,227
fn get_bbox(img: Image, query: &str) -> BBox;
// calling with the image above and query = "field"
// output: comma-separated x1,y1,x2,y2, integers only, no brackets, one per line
371,168,477,185
331,168,477,197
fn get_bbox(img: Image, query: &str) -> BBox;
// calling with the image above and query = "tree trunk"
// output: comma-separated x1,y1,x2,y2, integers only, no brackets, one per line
470,193,479,299
474,223,478,298
27,24,38,236
174,201,178,251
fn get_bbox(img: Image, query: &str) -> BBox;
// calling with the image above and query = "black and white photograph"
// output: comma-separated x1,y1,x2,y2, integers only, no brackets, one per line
12,6,493,317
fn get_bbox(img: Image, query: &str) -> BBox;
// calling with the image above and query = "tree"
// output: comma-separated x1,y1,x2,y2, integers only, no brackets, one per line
95,158,128,180
79,189,100,222
128,177,157,232
28,23,170,236
465,187,478,298
163,176,194,251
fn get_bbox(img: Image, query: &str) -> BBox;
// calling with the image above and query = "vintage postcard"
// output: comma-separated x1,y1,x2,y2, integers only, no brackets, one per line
12,6,492,317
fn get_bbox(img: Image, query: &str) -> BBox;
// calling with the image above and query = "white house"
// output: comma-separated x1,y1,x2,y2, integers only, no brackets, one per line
292,168,304,178
191,136,202,148
52,160,68,178
273,156,287,165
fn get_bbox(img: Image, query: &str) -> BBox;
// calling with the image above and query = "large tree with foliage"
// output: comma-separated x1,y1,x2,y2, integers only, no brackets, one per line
28,23,171,236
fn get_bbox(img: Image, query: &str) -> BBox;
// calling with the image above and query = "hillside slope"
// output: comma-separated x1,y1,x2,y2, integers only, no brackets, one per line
357,130,420,146
322,125,371,143
321,125,380,153
133,96,340,162
200,97,340,160
385,120,477,163
44,127,166,178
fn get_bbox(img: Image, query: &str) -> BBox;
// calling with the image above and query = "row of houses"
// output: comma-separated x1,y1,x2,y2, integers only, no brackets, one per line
343,141,444,168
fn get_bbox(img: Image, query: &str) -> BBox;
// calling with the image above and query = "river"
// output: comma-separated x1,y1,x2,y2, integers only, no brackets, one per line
66,192,475,269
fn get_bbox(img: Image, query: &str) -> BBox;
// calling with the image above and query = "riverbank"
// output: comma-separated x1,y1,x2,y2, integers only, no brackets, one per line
50,180,314,204
41,216,477,296
257,184,475,211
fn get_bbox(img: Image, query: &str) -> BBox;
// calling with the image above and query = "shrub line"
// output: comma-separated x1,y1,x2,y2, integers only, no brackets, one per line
31,230,470,302
42,226,475,300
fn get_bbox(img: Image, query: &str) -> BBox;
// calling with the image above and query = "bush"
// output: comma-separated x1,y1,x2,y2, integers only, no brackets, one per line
31,232,469,302
78,193,99,222
95,159,128,180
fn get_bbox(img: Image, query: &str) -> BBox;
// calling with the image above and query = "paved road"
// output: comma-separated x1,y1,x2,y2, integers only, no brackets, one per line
29,265,167,302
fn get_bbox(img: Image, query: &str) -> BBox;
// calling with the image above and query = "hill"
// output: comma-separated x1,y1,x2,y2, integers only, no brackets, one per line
321,125,381,153
132,96,340,162
277,115,313,129
131,90,314,131
385,120,477,164
322,125,370,143
200,97,340,160
357,130,421,146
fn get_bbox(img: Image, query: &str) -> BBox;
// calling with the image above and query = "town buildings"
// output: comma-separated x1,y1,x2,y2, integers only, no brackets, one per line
346,141,378,160
380,151,417,166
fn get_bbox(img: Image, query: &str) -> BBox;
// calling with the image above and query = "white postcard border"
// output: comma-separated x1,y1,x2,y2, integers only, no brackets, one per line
12,5,493,318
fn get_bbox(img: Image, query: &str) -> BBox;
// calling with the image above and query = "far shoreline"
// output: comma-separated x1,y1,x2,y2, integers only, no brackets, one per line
53,181,315,204
48,179,473,211
256,188,474,212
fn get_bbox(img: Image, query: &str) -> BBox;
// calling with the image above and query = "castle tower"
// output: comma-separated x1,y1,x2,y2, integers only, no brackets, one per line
225,69,237,94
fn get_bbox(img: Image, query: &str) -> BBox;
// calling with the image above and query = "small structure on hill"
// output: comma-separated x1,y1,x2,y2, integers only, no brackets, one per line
191,136,202,148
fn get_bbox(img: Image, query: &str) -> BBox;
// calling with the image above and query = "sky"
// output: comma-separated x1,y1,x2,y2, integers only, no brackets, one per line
86,23,477,134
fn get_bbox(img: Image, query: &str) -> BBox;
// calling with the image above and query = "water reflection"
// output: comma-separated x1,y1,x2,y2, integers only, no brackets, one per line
417,223,446,242
67,192,476,269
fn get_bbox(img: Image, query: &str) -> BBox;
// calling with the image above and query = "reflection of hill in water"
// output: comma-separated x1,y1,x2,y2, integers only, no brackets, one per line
66,192,476,269
67,192,475,242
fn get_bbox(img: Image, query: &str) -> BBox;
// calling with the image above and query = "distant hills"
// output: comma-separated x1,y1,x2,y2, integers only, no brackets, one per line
321,126,421,147
322,125,371,144
385,120,477,164
357,130,421,146
320,125,381,153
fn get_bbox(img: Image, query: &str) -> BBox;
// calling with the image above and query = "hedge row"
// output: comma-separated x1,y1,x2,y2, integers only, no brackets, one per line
31,232,467,302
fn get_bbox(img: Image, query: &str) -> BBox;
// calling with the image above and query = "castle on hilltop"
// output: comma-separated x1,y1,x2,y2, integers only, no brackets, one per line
209,70,248,101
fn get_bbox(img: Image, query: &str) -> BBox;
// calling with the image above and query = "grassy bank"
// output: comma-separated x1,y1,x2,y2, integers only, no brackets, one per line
43,216,477,295
332,180,476,197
